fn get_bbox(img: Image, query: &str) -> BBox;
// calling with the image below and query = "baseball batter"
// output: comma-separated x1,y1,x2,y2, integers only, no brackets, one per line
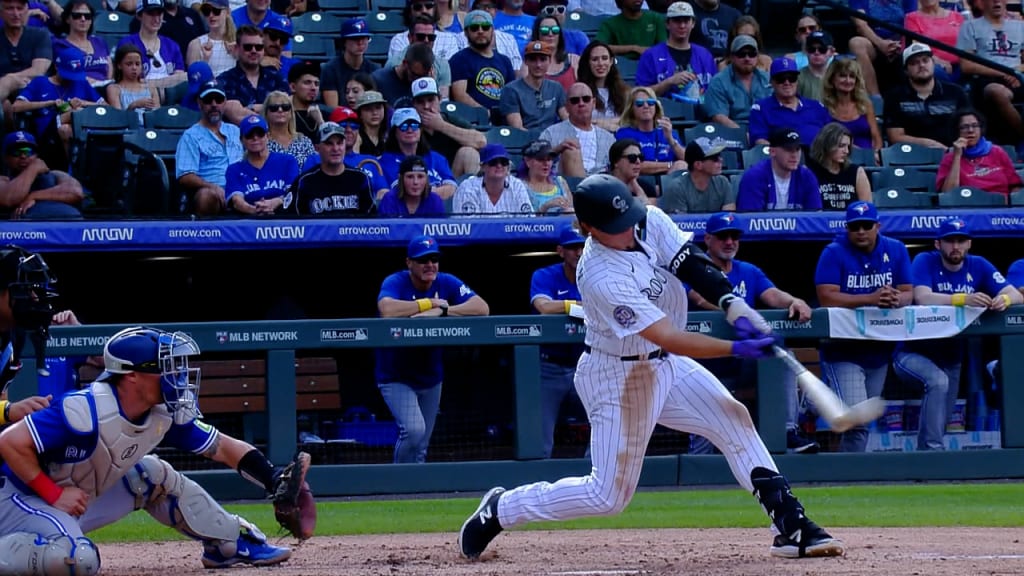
459,174,844,560
0,326,294,575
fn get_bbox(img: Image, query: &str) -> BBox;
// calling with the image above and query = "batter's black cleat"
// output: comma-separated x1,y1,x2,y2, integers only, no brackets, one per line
770,517,845,558
458,487,505,559
787,429,820,454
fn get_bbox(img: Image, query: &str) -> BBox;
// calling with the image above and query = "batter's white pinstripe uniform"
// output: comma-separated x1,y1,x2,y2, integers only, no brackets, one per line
497,206,780,526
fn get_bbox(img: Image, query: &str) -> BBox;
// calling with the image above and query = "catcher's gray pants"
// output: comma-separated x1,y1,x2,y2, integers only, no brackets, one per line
893,352,961,451
0,474,132,541
821,360,888,452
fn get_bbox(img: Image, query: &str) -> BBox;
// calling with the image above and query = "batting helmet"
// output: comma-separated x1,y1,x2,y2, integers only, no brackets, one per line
572,174,647,234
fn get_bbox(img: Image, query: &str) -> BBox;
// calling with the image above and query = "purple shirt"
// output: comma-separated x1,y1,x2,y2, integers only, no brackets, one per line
52,36,111,84
117,34,185,79
377,189,446,217
736,158,822,211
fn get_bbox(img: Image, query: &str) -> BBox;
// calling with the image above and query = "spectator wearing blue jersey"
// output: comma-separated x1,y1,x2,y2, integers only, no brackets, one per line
225,114,300,215
494,0,534,51
894,218,1021,450
529,226,587,458
615,86,688,175
748,57,830,147
736,128,822,212
176,81,244,216
379,107,458,199
688,212,817,454
636,2,716,102
814,201,913,452
378,155,446,216
232,0,292,53
376,235,490,463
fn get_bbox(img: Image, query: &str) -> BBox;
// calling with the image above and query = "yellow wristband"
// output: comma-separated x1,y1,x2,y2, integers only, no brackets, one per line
951,293,966,306
564,300,573,314
0,400,8,426
416,298,431,313
1001,294,1012,307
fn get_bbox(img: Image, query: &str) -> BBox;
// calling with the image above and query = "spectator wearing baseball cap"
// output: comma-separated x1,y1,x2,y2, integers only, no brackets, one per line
409,76,487,179
372,41,435,105
884,42,969,150
452,143,534,215
904,6,963,83
378,155,446,217
688,0,742,59
117,0,187,88
736,127,822,211
261,14,297,79
176,76,242,217
186,0,239,77
593,0,665,60
702,34,772,128
320,17,381,108
386,4,463,75
815,200,913,452
636,2,716,102
660,137,735,214
131,0,205,62
0,130,84,220
748,56,830,147
518,139,574,214
795,30,834,102
375,235,490,464
224,114,300,215
500,40,567,131
449,9,517,116
379,107,458,199
284,121,375,216
387,17,453,100
299,105,390,198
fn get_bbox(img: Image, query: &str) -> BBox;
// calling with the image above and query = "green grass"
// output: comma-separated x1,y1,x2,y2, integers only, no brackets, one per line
89,483,1024,543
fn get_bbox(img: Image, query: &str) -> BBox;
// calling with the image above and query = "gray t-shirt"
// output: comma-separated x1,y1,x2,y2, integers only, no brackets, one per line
957,17,1024,70
498,78,566,132
659,172,735,213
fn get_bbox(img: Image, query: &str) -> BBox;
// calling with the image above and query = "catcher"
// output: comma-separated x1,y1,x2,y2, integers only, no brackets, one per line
0,326,316,575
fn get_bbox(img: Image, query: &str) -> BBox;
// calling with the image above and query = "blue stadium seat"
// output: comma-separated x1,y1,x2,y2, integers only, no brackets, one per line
363,38,391,66
94,11,131,35
720,149,741,171
616,58,638,84
563,11,605,35
369,0,406,12
143,105,200,133
291,34,332,64
658,98,697,131
880,142,945,167
443,100,491,130
485,126,533,154
742,144,770,170
563,176,583,192
849,146,879,169
937,187,1008,207
730,172,742,200
872,166,937,193
1012,190,1024,206
318,0,367,15
873,187,934,209
292,12,342,35
683,122,747,149
366,11,405,34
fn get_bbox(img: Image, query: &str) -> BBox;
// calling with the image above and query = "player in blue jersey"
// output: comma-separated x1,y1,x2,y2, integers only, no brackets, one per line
529,226,587,458
814,201,912,452
376,236,490,464
225,115,300,215
688,212,817,454
0,326,298,575
894,218,1020,450
1008,258,1024,294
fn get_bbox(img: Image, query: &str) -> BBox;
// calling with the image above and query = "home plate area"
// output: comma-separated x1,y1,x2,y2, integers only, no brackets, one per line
100,527,1023,576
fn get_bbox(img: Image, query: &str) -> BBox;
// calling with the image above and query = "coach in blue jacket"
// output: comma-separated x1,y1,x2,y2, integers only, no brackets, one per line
736,128,822,212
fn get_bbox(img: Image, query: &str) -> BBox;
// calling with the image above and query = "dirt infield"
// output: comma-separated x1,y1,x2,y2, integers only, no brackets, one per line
100,527,1024,575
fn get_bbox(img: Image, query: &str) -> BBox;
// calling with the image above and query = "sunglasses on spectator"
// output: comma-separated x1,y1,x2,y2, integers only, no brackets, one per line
244,129,267,139
69,11,92,20
413,255,440,263
398,122,421,132
486,158,510,167
7,147,35,158
267,31,290,43
712,231,741,241
539,25,560,35
339,121,360,130
266,103,292,112
634,98,657,108
568,95,592,105
467,23,492,32
774,74,799,84
242,43,264,52
797,24,818,34
846,221,874,232
735,49,758,59
540,5,566,15
146,51,162,68
414,32,437,42
201,94,225,104
622,153,642,163
808,44,830,54
411,2,434,10
200,5,222,15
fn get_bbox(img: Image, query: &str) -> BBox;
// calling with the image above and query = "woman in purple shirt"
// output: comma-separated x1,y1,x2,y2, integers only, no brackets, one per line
51,1,112,88
377,155,446,217
821,58,882,151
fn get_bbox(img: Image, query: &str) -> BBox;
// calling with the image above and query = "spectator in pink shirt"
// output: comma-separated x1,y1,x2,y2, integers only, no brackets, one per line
937,109,1023,196
904,0,964,82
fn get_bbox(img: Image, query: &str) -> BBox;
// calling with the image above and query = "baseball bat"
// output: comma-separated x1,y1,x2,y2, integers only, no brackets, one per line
772,345,885,433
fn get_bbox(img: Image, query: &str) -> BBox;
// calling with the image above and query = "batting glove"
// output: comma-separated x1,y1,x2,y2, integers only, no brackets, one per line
731,337,775,359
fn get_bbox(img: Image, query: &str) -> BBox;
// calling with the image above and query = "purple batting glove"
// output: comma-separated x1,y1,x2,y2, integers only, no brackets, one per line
731,337,776,359
733,316,761,339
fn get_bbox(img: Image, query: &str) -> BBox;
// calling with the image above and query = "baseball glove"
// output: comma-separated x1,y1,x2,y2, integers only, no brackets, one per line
272,451,316,540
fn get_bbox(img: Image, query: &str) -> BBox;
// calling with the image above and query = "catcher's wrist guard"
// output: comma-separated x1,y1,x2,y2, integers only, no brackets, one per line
237,448,276,493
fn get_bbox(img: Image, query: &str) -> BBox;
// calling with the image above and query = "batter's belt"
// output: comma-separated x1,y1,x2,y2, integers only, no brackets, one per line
583,345,668,362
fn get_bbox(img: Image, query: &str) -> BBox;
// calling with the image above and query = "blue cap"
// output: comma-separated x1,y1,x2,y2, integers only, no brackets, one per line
407,235,440,259
197,80,225,100
846,200,879,224
266,14,292,36
3,131,36,154
340,17,371,39
558,226,585,247
770,56,798,77
480,143,509,164
937,217,971,239
240,114,268,136
55,47,88,82
706,212,742,235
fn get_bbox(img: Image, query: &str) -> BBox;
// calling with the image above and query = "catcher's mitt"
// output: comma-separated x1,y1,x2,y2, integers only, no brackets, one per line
272,451,316,540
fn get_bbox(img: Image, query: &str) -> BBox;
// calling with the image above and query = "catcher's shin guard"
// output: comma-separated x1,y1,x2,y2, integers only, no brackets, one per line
0,533,100,576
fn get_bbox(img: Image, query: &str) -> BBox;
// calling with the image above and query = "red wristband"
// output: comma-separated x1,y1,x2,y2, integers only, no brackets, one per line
28,472,63,505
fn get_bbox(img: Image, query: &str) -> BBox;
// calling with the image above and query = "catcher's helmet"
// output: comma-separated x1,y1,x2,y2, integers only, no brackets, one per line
104,326,202,425
572,174,647,234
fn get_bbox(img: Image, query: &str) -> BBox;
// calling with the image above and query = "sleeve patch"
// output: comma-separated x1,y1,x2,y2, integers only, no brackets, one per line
613,305,637,327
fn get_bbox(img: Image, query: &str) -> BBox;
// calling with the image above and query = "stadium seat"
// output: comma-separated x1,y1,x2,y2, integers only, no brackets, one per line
563,175,583,192
363,38,391,66
937,187,1008,207
872,166,937,193
93,11,131,35
143,105,200,132
366,11,406,34
730,172,743,200
563,11,605,35
683,122,747,148
873,187,934,208
849,146,879,169
318,0,366,15
742,145,770,170
879,142,945,167
126,127,179,160
97,33,118,53
121,130,174,215
720,149,741,171
1011,190,1024,206
291,35,332,65
658,98,697,131
369,0,406,12
616,57,638,84
292,12,342,35
443,100,491,130
485,126,533,154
